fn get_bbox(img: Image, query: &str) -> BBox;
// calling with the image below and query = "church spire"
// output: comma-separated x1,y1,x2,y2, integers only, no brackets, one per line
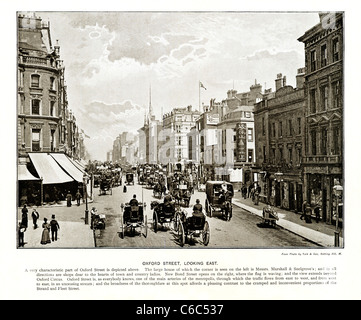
149,84,153,117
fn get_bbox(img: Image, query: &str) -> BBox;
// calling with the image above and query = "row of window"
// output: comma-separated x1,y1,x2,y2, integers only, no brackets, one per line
31,128,56,152
31,99,57,117
309,37,340,72
309,126,340,156
29,74,56,90
266,145,302,166
309,80,342,114
269,117,302,138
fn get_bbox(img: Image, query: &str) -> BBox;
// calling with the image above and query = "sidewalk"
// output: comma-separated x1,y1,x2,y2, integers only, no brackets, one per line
232,192,343,247
18,202,95,249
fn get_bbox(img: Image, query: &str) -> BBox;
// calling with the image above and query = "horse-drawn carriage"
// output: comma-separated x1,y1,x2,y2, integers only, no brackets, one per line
150,201,177,233
99,178,113,196
120,202,147,238
176,208,210,247
125,173,135,185
204,181,233,220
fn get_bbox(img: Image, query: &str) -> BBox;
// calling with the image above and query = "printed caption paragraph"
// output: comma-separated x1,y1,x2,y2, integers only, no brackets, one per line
27,262,338,291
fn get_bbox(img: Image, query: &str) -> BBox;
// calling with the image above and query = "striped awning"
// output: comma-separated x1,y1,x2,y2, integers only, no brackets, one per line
18,164,40,181
50,153,85,183
28,153,74,184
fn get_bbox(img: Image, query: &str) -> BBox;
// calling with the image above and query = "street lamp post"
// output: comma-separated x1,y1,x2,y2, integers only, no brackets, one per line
333,182,343,247
83,173,89,224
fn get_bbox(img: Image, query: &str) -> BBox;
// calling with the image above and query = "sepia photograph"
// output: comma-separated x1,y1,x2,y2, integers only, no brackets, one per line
3,0,361,301
16,10,344,249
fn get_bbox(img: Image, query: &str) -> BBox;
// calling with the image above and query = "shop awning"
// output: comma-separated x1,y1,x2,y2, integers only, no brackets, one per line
28,153,74,184
18,164,40,181
50,153,85,183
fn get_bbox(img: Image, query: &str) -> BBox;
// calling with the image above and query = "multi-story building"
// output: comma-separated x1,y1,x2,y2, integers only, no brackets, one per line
17,12,86,206
253,70,305,211
298,12,344,224
161,105,201,168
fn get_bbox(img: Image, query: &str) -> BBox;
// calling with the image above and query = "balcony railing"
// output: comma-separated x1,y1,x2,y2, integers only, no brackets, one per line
305,155,341,163
19,56,57,68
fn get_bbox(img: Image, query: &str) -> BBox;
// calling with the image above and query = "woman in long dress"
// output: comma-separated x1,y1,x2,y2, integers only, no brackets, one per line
40,218,51,245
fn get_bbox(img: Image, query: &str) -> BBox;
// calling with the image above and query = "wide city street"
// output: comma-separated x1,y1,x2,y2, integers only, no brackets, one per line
92,176,317,248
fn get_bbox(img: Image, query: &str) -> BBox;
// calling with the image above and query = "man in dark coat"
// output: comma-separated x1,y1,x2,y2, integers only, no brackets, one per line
50,214,60,241
21,204,28,228
31,208,40,229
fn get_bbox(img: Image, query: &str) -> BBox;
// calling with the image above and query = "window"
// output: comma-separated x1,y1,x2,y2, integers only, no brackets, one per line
50,101,55,117
177,136,182,146
279,148,284,162
297,147,302,165
321,127,328,155
175,124,181,133
271,148,276,164
310,89,316,114
50,129,55,152
50,77,56,90
248,149,253,163
272,123,276,138
245,111,251,118
32,129,41,151
32,99,40,115
31,74,40,88
333,38,340,62
321,44,327,67
279,121,283,137
262,117,265,136
288,119,293,136
310,50,317,72
297,118,301,135
320,85,329,111
332,80,341,108
333,127,340,155
288,148,293,164
247,128,253,142
310,130,317,155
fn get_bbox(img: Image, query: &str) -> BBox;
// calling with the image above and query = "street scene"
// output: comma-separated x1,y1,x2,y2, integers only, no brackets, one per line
17,11,344,249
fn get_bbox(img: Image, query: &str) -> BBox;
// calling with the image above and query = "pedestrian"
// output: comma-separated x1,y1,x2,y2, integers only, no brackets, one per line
66,191,72,207
50,214,60,241
76,189,81,206
305,206,312,223
31,208,40,229
314,206,321,223
40,218,51,245
300,200,307,220
21,204,28,228
123,184,127,193
18,222,26,248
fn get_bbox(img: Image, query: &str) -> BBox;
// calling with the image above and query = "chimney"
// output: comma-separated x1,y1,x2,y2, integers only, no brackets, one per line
283,75,287,87
275,73,283,91
296,67,305,89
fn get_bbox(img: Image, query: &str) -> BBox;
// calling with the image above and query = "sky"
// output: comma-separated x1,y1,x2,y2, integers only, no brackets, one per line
34,11,320,161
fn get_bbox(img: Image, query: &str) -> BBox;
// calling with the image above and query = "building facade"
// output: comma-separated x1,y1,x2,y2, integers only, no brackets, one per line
298,12,344,224
254,70,305,212
161,105,201,167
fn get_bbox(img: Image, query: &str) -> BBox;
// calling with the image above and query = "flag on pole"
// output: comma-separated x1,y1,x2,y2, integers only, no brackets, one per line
199,81,207,90
81,129,90,139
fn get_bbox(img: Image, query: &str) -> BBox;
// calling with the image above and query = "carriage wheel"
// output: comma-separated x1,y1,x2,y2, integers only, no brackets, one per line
120,214,124,239
153,212,158,233
172,212,179,232
202,221,210,246
143,215,148,238
178,221,185,247
209,206,213,218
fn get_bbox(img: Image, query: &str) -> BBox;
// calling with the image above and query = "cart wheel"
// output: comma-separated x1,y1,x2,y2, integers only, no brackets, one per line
178,221,185,247
202,221,210,246
153,212,158,233
143,215,148,238
120,216,124,239
173,212,179,232
205,200,209,216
